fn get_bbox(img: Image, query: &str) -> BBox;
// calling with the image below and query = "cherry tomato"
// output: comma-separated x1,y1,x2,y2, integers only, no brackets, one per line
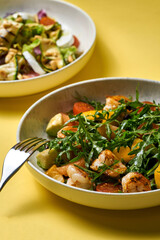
137,122,145,129
151,123,159,129
138,122,159,139
73,102,94,115
72,35,80,48
40,16,55,26
137,101,156,113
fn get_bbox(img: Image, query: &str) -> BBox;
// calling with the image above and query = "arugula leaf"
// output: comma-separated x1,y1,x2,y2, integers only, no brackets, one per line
22,39,41,53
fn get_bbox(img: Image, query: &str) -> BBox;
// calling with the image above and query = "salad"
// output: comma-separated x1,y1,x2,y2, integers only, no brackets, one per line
0,10,81,80
36,91,160,193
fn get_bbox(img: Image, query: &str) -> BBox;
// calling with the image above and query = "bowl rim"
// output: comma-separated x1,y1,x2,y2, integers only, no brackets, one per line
0,0,96,85
17,77,160,197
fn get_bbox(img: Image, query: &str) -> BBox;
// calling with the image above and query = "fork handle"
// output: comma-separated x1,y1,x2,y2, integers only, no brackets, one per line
0,149,30,191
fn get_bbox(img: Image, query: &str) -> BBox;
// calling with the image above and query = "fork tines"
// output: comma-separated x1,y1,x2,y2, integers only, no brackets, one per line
14,137,48,154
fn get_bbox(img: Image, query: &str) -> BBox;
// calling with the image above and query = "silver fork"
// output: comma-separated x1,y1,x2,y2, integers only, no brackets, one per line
0,137,49,191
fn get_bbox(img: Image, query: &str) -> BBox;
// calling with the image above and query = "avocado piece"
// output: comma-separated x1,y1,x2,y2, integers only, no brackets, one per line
46,113,69,137
36,148,58,170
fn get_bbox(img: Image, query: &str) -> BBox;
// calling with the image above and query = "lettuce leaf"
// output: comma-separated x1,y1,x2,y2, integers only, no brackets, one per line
60,46,77,64
22,39,41,53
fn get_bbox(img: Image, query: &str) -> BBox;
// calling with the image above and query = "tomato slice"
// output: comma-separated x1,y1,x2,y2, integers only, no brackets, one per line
96,182,122,193
22,72,39,79
137,101,156,113
152,123,159,129
138,122,159,138
72,35,80,48
73,102,94,115
40,16,55,26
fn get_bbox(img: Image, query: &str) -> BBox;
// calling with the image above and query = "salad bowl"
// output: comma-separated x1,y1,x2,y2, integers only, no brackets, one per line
0,0,96,97
17,77,160,210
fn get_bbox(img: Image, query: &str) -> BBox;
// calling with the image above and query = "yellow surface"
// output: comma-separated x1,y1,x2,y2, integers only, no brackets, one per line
155,164,160,188
0,0,160,239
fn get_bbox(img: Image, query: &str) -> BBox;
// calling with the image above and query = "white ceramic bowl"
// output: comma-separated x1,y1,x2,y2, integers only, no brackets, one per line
0,0,96,97
17,77,160,210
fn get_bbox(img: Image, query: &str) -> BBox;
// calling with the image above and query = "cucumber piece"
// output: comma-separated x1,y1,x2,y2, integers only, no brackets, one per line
60,46,77,64
40,39,65,72
0,20,23,48
44,24,55,32
0,55,18,80
49,29,62,41
43,22,61,33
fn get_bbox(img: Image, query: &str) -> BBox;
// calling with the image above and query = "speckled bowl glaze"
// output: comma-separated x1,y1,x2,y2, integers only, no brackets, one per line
17,77,160,210
0,0,96,97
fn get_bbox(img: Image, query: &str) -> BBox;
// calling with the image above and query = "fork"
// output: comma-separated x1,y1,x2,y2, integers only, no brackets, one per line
0,137,49,191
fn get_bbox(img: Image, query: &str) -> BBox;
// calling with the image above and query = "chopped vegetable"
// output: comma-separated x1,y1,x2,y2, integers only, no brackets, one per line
72,35,80,48
40,16,55,26
56,30,74,47
23,51,45,75
37,148,58,169
46,113,70,137
37,9,47,20
73,102,95,115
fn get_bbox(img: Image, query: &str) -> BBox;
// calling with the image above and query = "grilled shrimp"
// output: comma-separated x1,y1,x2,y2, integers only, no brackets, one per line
90,149,127,178
56,158,85,176
46,165,64,183
57,125,78,138
122,172,151,193
103,95,130,111
66,165,91,189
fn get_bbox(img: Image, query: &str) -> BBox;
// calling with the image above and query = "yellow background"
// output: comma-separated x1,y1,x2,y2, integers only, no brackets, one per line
0,0,160,239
